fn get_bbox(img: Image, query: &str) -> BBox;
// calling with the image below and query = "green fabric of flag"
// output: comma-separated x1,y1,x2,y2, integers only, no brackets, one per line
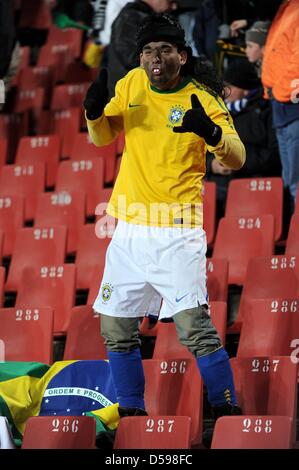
0,360,119,446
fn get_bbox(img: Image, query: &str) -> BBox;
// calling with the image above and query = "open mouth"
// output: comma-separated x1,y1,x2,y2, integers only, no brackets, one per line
152,67,162,76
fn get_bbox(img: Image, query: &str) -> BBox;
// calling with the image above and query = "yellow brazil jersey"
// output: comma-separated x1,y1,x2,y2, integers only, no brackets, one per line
86,67,245,227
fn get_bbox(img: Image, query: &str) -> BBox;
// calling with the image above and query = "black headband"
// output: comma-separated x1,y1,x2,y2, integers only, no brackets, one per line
136,20,186,53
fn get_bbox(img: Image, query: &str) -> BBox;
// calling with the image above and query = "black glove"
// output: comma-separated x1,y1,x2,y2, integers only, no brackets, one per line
173,94,222,146
84,68,108,120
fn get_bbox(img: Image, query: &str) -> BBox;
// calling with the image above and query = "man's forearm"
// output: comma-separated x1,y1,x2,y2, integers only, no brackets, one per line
207,133,246,170
86,112,120,147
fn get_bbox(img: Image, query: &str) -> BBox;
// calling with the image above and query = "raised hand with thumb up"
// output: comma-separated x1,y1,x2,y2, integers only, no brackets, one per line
84,68,109,120
173,94,222,146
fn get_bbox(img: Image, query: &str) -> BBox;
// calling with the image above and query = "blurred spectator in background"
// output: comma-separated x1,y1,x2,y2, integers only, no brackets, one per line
52,0,93,25
95,0,129,47
230,0,282,38
0,0,15,80
0,0,20,109
89,0,109,45
262,0,299,214
175,0,199,56
206,58,281,217
106,0,178,98
192,0,220,61
192,0,280,64
85,0,130,67
83,0,115,69
245,20,271,76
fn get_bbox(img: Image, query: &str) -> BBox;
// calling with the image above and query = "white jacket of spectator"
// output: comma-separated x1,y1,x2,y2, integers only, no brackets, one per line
100,0,130,45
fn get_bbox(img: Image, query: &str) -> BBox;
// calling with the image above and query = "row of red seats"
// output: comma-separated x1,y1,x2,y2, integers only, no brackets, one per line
2,289,299,368
0,255,228,339
0,109,119,163
0,130,123,179
20,354,297,449
0,161,114,227
0,123,286,269
0,189,296,293
140,255,299,335
20,413,295,449
0,175,296,257
12,82,92,114
3,211,297,292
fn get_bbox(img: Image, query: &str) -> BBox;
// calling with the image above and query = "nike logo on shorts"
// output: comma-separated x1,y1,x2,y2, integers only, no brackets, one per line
129,103,141,108
175,294,189,302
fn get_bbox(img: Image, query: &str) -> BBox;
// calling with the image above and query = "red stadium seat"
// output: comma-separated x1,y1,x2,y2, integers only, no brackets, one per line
0,195,24,257
0,113,29,163
75,224,111,289
203,181,216,246
70,133,117,184
22,416,96,449
114,415,191,449
237,298,299,358
285,213,299,256
53,110,81,159
37,44,74,82
0,307,53,363
0,139,7,167
143,358,203,445
225,177,283,241
0,267,5,307
34,191,85,253
87,263,106,305
152,301,227,358
63,305,107,360
153,322,193,360
211,415,293,449
43,108,81,158
0,163,46,220
16,135,61,187
208,301,227,344
13,87,45,114
16,264,76,336
139,316,160,337
19,0,52,29
18,66,54,108
230,356,298,442
0,113,28,140
6,226,67,291
19,47,30,70
47,26,83,58
206,258,228,302
213,215,275,285
51,83,90,111
0,231,4,262
19,66,54,92
231,255,299,332
64,62,98,84
56,159,105,217
96,188,113,204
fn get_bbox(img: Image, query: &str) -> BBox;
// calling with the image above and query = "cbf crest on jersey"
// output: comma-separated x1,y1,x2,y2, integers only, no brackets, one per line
168,105,185,127
101,282,114,303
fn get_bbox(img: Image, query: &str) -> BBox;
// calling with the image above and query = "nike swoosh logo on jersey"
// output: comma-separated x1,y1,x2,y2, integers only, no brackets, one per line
175,294,189,302
129,103,141,107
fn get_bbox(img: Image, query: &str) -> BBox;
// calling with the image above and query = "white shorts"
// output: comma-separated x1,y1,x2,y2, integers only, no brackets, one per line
93,220,208,319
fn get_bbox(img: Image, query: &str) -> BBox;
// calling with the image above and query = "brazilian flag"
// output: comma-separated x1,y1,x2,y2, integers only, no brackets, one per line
0,360,119,446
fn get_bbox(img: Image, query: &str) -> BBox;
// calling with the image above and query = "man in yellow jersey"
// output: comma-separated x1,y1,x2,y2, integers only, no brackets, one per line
84,14,245,447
